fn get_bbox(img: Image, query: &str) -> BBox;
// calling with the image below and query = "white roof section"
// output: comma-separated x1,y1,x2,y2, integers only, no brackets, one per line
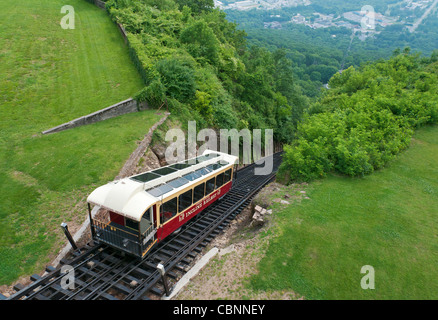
87,150,238,221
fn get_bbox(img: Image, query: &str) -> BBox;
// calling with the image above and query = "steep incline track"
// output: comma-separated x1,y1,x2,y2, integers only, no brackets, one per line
6,152,282,300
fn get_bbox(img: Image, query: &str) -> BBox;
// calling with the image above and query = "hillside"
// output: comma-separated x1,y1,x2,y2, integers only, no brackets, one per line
176,124,438,299
279,53,438,182
250,124,438,299
0,0,159,285
103,0,309,143
1,0,437,301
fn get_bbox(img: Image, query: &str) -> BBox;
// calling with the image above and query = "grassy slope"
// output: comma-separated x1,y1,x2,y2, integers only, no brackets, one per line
0,0,144,137
0,0,160,284
250,125,438,299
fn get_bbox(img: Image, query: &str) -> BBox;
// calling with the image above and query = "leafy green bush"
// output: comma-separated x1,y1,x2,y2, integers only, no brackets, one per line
279,137,333,182
134,79,166,108
280,53,438,183
180,20,220,66
155,58,196,102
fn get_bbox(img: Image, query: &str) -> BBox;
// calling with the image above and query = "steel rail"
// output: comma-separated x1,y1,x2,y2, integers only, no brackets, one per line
124,155,281,300
8,244,105,300
7,152,282,300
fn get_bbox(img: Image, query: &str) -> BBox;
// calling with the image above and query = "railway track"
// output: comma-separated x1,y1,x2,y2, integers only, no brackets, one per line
5,152,283,300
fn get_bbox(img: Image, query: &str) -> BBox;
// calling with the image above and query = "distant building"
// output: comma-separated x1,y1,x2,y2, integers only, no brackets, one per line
264,21,283,29
292,13,306,23
213,0,224,9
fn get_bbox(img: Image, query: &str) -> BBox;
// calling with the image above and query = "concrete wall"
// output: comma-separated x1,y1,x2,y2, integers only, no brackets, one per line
42,98,149,135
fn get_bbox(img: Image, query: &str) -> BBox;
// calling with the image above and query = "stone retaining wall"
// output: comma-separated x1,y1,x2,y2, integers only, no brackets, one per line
94,0,106,9
42,98,149,135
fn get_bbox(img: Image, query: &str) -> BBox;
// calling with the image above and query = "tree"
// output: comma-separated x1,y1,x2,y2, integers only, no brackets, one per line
156,58,196,102
272,49,295,101
176,0,214,14
180,20,220,65
193,90,213,121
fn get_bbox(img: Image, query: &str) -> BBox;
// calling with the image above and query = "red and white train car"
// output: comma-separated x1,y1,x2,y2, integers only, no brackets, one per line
86,150,238,258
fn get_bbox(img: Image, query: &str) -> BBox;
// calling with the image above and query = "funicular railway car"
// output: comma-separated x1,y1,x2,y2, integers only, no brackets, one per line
86,150,238,258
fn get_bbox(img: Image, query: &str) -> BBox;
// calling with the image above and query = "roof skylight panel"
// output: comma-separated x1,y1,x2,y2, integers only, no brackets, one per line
131,172,160,183
146,184,174,197
151,166,177,176
167,177,189,188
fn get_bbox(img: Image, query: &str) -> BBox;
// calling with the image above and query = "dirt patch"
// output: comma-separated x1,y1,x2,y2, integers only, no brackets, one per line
116,113,169,179
134,147,161,175
173,182,308,300
9,171,39,187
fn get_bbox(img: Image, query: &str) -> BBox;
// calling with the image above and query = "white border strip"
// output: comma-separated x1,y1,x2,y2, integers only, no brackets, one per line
162,247,219,300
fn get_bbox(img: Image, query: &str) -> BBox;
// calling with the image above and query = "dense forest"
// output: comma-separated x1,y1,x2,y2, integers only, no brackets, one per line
104,0,309,144
225,1,438,97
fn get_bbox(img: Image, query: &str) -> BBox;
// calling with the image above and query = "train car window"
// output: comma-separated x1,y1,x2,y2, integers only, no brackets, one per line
126,218,139,231
208,163,222,171
193,183,205,203
206,177,215,194
195,167,209,177
178,189,193,213
216,172,224,188
224,169,232,183
196,153,219,164
160,197,177,223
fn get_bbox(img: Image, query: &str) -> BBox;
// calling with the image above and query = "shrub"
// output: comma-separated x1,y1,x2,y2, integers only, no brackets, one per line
193,90,213,122
279,138,333,182
134,79,166,108
180,20,220,66
279,53,437,183
156,58,196,102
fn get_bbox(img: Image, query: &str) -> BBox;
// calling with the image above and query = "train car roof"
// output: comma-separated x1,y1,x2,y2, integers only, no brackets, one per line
87,150,238,221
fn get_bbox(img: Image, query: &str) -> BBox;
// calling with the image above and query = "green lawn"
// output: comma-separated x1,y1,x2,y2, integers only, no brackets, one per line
250,125,438,299
0,0,144,138
0,0,161,285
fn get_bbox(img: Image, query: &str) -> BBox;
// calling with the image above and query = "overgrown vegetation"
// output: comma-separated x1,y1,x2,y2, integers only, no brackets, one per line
104,0,309,143
279,52,438,182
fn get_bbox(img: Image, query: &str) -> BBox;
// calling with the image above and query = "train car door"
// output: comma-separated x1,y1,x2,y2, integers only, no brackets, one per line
140,206,154,235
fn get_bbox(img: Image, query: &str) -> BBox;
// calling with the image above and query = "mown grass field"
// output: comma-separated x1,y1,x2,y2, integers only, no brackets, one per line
0,0,160,285
250,125,438,299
